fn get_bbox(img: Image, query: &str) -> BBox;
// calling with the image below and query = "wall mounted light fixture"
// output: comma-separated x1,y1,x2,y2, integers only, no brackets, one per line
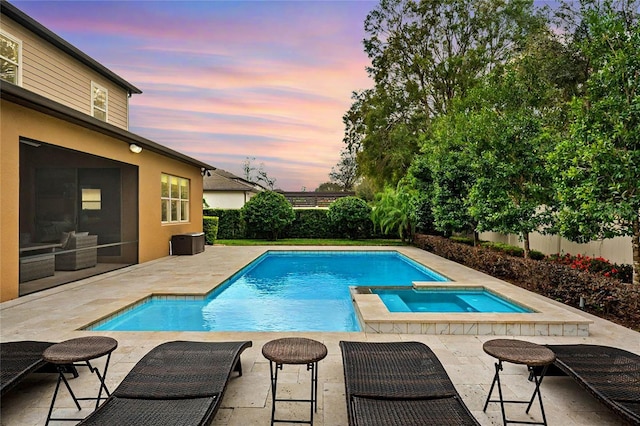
129,143,143,154
201,168,212,177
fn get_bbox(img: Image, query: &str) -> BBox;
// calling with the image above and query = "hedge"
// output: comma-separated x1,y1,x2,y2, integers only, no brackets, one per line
284,209,337,239
203,216,219,244
204,208,341,239
413,234,640,331
203,209,244,239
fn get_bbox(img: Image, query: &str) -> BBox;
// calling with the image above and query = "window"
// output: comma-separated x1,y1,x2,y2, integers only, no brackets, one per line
161,173,189,223
91,82,108,121
1,31,21,85
82,188,102,210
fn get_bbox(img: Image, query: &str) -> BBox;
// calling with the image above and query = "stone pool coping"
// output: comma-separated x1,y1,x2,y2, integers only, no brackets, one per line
353,250,593,336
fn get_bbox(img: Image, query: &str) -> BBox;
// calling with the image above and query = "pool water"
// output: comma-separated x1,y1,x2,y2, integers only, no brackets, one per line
89,251,448,332
374,288,532,313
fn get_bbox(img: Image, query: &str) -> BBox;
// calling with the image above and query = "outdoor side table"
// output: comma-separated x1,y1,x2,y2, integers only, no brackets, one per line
42,336,118,426
483,339,556,426
262,337,328,425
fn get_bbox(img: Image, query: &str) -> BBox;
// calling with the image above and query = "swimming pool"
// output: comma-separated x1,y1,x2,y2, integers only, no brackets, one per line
373,288,532,313
88,251,448,332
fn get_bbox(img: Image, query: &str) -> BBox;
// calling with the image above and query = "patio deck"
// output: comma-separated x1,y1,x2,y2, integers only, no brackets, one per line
1,246,638,425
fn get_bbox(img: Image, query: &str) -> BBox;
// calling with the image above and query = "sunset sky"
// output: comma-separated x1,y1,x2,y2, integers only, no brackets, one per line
13,0,559,191
14,0,376,190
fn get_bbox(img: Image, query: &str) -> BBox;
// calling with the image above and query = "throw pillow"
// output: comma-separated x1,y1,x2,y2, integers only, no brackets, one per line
60,231,73,248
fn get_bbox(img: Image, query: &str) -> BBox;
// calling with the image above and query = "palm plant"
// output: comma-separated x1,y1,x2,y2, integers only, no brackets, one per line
371,185,416,242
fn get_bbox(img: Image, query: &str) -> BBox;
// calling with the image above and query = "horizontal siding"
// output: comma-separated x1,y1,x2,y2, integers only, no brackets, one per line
1,16,130,130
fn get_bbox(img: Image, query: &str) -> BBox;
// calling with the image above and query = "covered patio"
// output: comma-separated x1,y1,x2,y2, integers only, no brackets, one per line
1,246,637,425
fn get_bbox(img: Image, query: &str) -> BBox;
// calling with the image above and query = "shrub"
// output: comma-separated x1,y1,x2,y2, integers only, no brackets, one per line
241,191,295,240
284,209,335,239
547,253,633,283
480,241,545,260
202,216,219,244
414,234,639,331
327,196,372,239
450,236,476,246
203,209,245,239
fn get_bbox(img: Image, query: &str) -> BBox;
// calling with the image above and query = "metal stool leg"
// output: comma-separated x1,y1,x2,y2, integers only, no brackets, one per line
86,352,112,410
526,365,549,426
484,360,550,426
484,360,509,425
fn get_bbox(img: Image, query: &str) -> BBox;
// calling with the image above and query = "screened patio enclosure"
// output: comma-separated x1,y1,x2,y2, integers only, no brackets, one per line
19,139,139,294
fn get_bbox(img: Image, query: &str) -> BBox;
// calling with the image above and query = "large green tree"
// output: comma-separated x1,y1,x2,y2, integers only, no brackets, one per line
414,28,582,256
349,0,543,188
550,0,640,283
417,107,478,240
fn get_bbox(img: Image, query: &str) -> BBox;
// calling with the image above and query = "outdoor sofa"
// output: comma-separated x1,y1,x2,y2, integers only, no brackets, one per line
1,340,78,397
340,341,480,425
78,340,252,426
542,344,640,425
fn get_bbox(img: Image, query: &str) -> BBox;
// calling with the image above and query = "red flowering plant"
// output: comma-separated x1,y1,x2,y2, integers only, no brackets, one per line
547,253,632,283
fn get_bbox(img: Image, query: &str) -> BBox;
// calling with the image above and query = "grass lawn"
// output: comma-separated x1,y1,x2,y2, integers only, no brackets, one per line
215,238,406,246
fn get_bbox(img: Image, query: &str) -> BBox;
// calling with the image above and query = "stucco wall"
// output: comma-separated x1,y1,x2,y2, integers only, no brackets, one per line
1,100,203,301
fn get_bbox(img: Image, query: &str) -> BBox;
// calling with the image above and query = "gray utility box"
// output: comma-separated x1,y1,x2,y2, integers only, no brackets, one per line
171,232,205,255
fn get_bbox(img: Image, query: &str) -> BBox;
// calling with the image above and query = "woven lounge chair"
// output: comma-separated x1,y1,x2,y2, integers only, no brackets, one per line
542,344,640,425
1,341,78,397
78,340,252,426
340,341,479,426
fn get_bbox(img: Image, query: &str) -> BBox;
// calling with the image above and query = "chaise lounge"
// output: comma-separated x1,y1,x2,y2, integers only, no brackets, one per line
1,341,78,397
78,340,252,426
340,341,479,425
542,344,640,425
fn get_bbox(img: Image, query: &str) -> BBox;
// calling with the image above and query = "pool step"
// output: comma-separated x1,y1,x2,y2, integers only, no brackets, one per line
378,294,412,312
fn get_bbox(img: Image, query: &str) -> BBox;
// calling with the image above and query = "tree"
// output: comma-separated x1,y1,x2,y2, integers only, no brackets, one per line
240,191,294,240
416,110,478,241
348,0,543,189
242,157,277,189
549,0,640,283
242,156,256,181
315,182,344,192
327,197,372,239
329,148,358,190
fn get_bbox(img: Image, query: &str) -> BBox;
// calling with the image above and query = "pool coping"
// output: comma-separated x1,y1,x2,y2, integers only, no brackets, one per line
352,279,593,336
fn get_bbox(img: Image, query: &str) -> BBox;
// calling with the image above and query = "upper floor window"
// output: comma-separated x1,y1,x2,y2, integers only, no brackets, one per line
161,173,190,223
1,31,21,85
91,82,108,121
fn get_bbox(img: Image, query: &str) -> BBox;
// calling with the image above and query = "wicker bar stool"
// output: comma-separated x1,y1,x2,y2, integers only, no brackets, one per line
483,339,556,426
262,337,328,425
42,336,117,425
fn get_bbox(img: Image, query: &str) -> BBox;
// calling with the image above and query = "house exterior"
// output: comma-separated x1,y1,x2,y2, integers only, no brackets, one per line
203,169,264,209
1,1,214,301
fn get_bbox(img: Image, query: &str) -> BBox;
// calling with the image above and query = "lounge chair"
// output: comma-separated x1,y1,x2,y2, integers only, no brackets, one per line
339,341,480,425
542,344,640,425
1,341,79,397
78,340,252,426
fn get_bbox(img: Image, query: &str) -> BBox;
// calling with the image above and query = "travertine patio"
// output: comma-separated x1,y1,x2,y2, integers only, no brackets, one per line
1,246,638,425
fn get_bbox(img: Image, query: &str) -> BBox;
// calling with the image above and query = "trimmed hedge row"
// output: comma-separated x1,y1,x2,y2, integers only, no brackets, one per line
414,234,640,331
204,208,346,239
204,209,245,239
283,209,337,239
